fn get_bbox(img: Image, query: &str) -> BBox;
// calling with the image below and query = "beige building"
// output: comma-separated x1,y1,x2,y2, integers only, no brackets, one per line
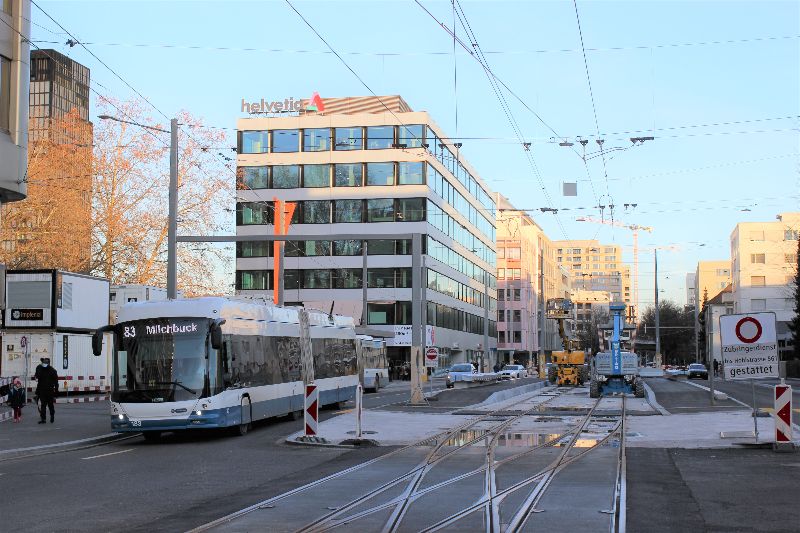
694,260,731,309
730,212,799,358
553,239,632,310
235,95,497,368
0,0,30,203
495,195,572,363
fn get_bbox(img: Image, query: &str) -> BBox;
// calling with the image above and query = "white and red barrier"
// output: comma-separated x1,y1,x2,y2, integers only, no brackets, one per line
774,382,793,444
304,383,319,437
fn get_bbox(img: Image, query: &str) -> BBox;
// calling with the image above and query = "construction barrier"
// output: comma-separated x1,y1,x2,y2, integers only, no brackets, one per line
304,383,319,437
775,383,793,444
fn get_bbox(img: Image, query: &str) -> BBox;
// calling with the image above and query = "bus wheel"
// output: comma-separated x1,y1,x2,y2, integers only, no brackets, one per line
142,431,162,443
233,422,250,436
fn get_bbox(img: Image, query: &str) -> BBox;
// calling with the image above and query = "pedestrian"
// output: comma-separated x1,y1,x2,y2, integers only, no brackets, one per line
34,357,59,424
493,361,501,373
7,378,26,422
713,359,719,377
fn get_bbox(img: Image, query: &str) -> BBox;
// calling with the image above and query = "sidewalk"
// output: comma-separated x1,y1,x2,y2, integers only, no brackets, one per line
0,401,124,460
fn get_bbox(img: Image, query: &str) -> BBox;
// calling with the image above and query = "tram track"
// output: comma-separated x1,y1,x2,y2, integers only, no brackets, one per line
188,387,561,533
189,388,628,533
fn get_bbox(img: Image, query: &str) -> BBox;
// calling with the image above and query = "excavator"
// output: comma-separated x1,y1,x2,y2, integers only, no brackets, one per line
545,298,587,386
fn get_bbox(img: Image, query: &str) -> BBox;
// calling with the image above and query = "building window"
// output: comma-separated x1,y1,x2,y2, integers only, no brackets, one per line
272,165,300,188
397,198,425,222
398,162,424,185
271,129,299,153
751,299,766,311
367,239,410,255
303,128,330,151
366,125,394,149
786,253,798,264
334,163,362,187
237,202,271,225
716,268,730,276
0,55,9,133
284,270,300,290
367,198,395,222
397,124,424,148
302,240,330,257
238,166,269,189
785,229,800,241
334,199,363,223
333,269,362,289
512,310,521,322
513,331,521,343
366,162,394,186
497,310,504,322
334,127,363,150
750,253,766,264
237,270,271,290
285,241,302,257
498,289,505,301
497,268,505,279
303,164,330,187
497,248,505,259
750,276,766,287
368,268,396,288
513,289,521,301
303,269,331,289
333,239,362,256
507,248,521,260
236,241,271,258
498,331,506,343
240,131,268,154
303,200,330,224
368,302,411,325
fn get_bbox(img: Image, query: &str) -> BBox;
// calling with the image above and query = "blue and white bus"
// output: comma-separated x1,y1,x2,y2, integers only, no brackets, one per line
92,297,358,441
357,335,388,392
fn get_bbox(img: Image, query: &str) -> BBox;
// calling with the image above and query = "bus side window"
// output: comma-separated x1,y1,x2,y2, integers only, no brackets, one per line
222,339,233,387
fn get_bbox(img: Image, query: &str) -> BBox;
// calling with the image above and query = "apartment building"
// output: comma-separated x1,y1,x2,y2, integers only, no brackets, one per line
235,95,497,368
553,239,632,308
730,212,799,358
686,273,696,308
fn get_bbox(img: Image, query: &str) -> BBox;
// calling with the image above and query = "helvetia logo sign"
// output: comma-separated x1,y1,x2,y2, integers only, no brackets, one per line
240,92,325,114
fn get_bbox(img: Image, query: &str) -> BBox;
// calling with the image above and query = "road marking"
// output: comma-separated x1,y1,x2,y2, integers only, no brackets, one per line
81,448,134,460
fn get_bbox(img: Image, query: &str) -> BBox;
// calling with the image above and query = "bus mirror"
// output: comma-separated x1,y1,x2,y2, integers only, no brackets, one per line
211,319,226,350
92,325,114,356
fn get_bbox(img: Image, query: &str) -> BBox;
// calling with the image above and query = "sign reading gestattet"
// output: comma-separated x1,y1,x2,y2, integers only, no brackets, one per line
719,312,779,380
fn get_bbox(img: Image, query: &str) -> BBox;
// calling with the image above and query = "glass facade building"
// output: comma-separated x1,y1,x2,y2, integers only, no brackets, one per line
235,95,497,368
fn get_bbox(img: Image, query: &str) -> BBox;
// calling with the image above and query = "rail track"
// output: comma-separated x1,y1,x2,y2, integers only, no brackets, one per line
190,388,628,533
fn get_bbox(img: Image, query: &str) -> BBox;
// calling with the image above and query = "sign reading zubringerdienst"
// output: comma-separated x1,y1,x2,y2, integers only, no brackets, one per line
719,312,779,380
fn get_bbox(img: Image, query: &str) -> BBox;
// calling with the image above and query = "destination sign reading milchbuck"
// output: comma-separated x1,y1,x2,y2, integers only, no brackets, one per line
719,312,779,380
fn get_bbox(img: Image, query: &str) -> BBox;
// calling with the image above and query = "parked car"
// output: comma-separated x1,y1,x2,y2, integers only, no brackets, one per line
498,364,527,380
446,363,477,388
687,363,708,380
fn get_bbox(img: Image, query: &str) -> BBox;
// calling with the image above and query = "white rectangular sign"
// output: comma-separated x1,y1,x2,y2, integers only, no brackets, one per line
719,312,779,380
385,325,435,347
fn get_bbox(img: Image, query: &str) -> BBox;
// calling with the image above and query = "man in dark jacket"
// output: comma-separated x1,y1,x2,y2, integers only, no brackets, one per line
34,357,59,423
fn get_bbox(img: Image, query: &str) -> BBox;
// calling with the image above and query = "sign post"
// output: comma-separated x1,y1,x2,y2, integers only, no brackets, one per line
719,313,779,442
425,347,439,397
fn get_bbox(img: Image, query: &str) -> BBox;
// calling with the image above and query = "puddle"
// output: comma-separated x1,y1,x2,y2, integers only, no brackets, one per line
443,430,564,447
443,429,490,446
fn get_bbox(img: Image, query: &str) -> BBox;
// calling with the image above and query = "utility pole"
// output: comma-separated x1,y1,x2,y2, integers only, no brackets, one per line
167,118,178,299
654,249,661,364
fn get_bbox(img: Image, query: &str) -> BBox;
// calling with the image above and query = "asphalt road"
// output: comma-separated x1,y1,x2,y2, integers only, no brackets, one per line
0,380,447,533
674,376,800,426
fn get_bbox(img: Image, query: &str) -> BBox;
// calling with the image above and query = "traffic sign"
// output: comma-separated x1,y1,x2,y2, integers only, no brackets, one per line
425,347,439,368
719,312,779,380
304,383,319,436
774,384,792,443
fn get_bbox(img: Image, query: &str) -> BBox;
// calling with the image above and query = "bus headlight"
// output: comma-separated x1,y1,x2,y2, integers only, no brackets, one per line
118,414,125,420
195,410,202,416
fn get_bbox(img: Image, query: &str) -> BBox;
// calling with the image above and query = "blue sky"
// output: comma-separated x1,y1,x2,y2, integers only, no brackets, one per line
32,0,800,304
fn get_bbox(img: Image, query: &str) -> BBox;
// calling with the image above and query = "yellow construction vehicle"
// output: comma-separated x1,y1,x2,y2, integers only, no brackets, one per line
545,298,587,386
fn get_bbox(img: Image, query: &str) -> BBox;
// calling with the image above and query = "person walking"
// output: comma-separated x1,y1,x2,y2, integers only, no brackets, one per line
713,359,720,377
34,357,59,424
7,378,26,422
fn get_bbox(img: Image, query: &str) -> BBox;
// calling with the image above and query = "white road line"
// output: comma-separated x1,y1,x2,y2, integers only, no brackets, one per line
81,448,134,460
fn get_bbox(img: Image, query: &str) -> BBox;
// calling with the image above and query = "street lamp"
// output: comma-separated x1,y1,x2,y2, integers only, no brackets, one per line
99,115,179,299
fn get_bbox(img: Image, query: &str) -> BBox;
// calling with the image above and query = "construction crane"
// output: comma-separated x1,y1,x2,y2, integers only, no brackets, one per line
575,216,652,321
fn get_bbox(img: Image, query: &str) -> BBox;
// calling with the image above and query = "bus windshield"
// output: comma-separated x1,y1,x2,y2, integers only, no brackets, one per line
113,318,212,403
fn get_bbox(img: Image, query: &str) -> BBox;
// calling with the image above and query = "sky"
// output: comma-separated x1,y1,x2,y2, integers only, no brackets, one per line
31,0,800,305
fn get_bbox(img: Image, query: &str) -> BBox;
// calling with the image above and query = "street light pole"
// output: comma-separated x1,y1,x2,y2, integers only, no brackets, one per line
168,118,178,299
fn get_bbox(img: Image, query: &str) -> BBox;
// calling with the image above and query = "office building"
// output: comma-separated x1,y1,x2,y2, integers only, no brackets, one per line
235,95,497,369
685,273,696,308
730,212,800,359
0,0,30,203
29,49,90,140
